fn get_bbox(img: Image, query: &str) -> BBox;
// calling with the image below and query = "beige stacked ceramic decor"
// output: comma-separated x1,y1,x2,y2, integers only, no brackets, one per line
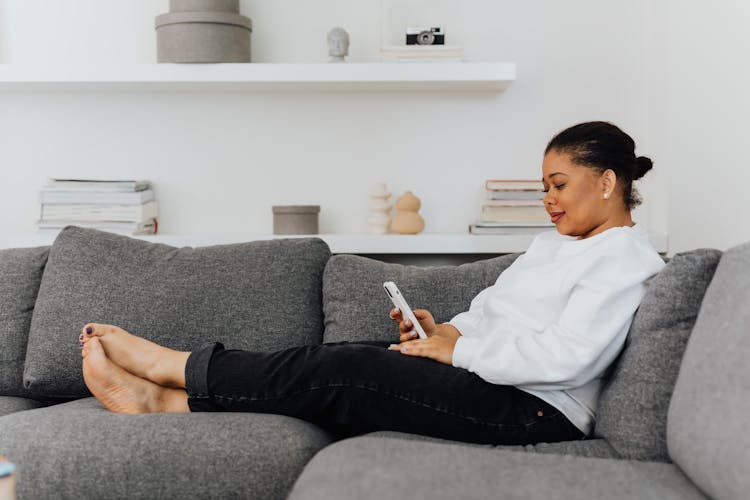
367,183,392,234
155,0,252,62
390,191,425,234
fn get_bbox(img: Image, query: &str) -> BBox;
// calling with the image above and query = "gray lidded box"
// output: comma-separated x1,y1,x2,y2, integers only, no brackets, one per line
273,206,321,235
169,0,240,12
155,11,252,63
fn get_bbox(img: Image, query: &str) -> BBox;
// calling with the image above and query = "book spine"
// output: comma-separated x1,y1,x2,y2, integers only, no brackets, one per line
47,180,150,192
480,206,549,222
41,201,158,222
40,190,155,205
484,180,544,191
469,224,554,235
483,199,544,207
486,190,545,201
37,218,158,234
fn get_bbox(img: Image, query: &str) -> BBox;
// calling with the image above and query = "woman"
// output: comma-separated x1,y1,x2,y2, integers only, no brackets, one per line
79,121,664,445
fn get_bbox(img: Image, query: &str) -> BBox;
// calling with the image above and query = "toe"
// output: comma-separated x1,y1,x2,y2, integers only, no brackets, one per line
87,336,104,354
82,337,103,361
83,323,112,337
82,339,109,378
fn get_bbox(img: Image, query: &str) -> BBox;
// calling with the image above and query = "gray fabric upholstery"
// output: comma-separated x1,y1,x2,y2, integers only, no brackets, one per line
0,397,332,500
24,227,331,399
0,395,47,417
364,430,619,459
322,253,519,343
289,436,705,500
596,249,721,462
0,246,49,397
667,242,750,500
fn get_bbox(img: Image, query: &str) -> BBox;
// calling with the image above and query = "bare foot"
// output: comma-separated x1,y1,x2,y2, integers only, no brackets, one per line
80,323,190,388
82,337,189,414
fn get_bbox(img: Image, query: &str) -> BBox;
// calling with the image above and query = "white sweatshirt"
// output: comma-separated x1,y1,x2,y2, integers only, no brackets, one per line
449,224,664,435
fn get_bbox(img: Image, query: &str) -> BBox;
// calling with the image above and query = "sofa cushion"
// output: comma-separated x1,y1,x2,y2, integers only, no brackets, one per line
0,246,49,397
364,430,619,459
23,227,331,399
288,436,706,500
667,242,750,500
0,397,332,500
322,253,519,343
595,248,721,461
0,396,47,417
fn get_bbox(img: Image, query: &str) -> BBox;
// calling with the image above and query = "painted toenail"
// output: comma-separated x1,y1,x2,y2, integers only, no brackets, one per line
86,327,93,334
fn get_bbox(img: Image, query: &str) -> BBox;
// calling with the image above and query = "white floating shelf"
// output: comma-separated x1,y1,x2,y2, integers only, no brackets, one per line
0,62,516,92
6,232,668,254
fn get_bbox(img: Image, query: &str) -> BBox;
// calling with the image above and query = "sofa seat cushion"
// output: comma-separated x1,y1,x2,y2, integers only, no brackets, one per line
0,395,47,417
289,436,706,500
23,227,331,399
668,241,750,500
0,397,332,500
0,246,49,397
595,249,722,461
323,253,519,343
364,430,619,459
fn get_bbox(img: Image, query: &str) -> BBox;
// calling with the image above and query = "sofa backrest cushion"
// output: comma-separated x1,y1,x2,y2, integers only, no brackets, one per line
322,253,519,344
667,242,750,500
23,227,331,399
595,249,721,461
0,247,49,397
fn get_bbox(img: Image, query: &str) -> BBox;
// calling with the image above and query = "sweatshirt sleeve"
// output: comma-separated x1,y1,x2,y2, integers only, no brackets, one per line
448,254,528,337
452,252,662,390
447,283,494,338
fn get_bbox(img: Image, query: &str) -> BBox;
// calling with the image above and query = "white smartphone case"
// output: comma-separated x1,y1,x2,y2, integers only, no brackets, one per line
383,281,428,339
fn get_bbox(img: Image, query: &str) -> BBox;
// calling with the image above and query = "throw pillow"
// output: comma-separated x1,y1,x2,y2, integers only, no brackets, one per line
0,247,49,397
23,227,331,399
595,248,722,461
322,253,520,344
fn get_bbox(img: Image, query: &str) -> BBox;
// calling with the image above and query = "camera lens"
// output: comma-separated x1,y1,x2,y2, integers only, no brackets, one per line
417,31,435,45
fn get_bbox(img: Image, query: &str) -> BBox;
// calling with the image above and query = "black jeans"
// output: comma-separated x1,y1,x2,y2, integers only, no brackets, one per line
185,341,585,445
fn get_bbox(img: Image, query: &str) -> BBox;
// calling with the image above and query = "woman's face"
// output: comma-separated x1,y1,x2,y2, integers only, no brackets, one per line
541,150,618,239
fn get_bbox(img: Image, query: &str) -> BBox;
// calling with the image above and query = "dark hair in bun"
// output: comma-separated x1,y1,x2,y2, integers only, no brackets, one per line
545,121,652,210
634,156,653,180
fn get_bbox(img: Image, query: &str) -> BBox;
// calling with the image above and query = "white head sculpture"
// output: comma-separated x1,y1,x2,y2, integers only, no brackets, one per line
327,27,350,63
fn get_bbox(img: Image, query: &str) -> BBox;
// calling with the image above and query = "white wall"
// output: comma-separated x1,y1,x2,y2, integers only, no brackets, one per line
4,0,743,254
646,0,750,253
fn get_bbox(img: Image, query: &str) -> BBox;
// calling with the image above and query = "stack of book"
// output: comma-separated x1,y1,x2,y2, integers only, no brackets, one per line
469,179,554,235
37,179,158,236
380,45,464,63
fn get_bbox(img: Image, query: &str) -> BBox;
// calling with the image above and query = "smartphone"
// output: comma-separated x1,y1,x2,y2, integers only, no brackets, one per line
383,281,428,339
0,462,15,478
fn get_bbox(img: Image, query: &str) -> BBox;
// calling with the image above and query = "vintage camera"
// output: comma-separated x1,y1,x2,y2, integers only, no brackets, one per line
405,26,445,46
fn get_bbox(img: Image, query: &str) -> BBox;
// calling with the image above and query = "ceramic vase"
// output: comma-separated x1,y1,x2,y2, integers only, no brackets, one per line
390,191,425,234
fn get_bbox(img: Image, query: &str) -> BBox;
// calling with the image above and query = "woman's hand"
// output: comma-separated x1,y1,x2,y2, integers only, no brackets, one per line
389,307,437,342
388,308,461,365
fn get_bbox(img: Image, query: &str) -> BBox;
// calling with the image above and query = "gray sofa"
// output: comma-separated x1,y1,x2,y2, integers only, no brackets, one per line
0,226,746,499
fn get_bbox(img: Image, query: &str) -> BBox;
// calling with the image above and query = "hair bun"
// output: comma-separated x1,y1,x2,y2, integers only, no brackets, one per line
634,156,653,180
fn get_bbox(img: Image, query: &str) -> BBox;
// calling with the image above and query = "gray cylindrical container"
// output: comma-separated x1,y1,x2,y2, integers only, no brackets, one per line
169,0,239,12
272,206,321,235
155,10,252,63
